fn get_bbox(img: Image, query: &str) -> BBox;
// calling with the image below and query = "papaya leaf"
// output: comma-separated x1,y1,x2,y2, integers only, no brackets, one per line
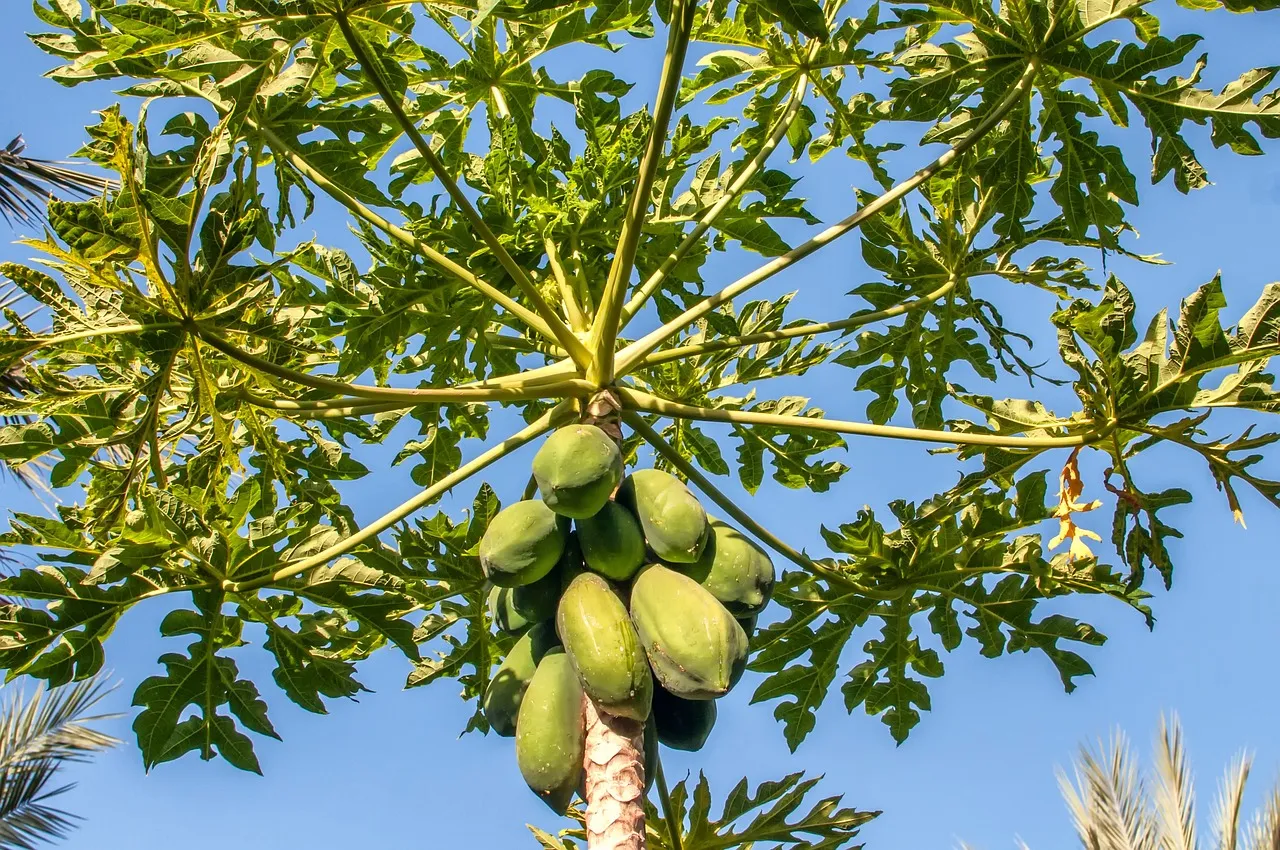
0,567,162,687
400,485,505,734
643,771,878,850
749,476,1147,747
132,590,278,773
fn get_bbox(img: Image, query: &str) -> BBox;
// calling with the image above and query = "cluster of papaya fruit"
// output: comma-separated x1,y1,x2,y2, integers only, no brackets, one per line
478,422,774,813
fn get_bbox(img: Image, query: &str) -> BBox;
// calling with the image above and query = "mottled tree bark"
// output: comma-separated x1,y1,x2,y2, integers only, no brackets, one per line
582,695,646,849
579,389,646,850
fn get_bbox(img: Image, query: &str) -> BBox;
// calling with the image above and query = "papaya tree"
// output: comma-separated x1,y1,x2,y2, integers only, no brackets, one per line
1,0,1278,848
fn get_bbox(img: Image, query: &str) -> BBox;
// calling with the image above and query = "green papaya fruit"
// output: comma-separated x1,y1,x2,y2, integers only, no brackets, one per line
488,565,562,634
479,500,567,587
557,532,587,592
516,648,585,814
630,564,748,700
736,613,759,643
677,518,775,616
652,685,717,752
482,622,560,737
576,501,646,581
617,469,709,563
556,572,652,721
533,424,623,519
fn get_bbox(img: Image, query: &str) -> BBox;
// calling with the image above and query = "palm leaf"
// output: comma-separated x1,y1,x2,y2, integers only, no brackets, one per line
1245,789,1280,850
0,361,34,490
1058,729,1157,850
0,761,78,850
0,136,114,228
989,717,1280,850
1,363,30,404
1213,754,1252,850
1155,715,1199,850
0,677,119,849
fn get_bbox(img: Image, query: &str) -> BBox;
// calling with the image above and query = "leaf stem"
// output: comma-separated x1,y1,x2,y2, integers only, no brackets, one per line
224,401,574,593
612,59,1041,376
483,331,563,357
637,275,960,368
196,323,593,403
247,119,559,341
238,392,415,418
590,0,698,384
335,14,591,369
8,321,184,357
625,411,882,594
619,65,814,327
653,750,684,850
458,359,585,390
620,387,1100,448
545,237,588,333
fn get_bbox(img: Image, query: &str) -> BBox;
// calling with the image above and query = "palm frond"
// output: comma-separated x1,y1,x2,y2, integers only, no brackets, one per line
983,719,1280,850
2,362,31,406
0,677,118,849
1059,730,1157,850
0,759,78,850
1245,788,1280,850
1154,715,1199,850
1213,754,1253,850
0,136,114,228
1,332,35,488
0,678,119,770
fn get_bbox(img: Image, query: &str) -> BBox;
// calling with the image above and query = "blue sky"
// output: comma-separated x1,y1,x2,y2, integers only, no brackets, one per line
2,4,1280,849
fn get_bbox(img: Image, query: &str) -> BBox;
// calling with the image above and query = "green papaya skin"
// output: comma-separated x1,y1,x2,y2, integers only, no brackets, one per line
576,500,646,581
532,424,623,519
652,685,717,752
556,572,653,721
488,565,562,634
516,648,585,814
483,622,560,737
617,469,709,563
629,564,748,700
557,532,586,593
676,518,775,616
479,500,568,587
736,613,759,644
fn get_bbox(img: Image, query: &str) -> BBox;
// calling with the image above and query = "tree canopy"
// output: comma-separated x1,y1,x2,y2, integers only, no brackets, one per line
1,0,1278,844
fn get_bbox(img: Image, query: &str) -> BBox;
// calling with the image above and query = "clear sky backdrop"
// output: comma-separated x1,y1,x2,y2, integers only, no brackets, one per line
2,4,1279,849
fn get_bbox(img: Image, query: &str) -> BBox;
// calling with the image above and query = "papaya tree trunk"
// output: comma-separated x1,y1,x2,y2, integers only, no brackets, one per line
582,695,646,849
580,389,646,850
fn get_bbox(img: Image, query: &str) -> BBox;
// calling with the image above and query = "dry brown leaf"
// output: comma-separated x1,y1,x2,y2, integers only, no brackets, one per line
1049,447,1104,560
